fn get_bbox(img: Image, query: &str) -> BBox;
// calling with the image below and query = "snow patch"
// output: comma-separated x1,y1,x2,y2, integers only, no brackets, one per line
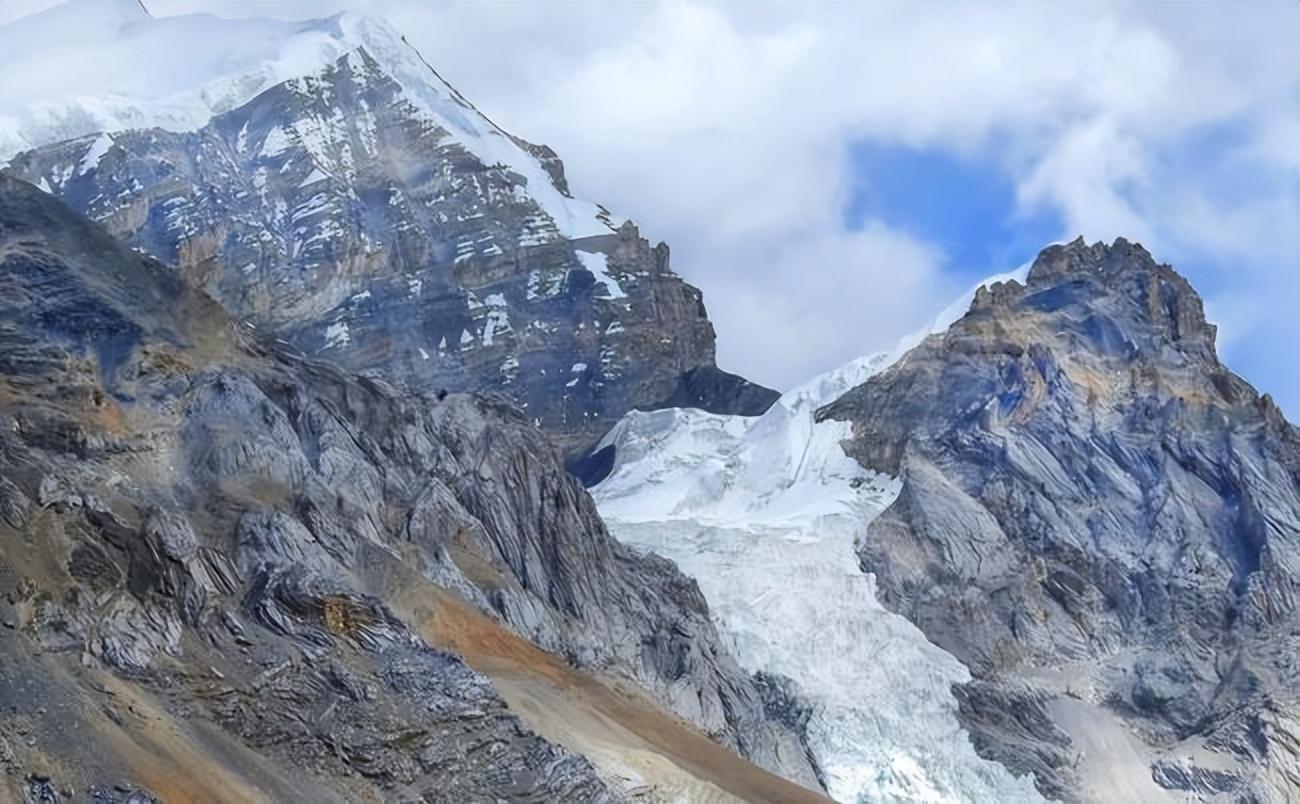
565,362,588,388
576,250,626,300
481,293,511,346
260,126,292,158
324,320,350,349
462,290,513,344
299,166,329,187
77,133,113,176
500,355,519,378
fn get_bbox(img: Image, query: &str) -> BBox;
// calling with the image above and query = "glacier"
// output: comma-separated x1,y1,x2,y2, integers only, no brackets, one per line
592,268,1046,803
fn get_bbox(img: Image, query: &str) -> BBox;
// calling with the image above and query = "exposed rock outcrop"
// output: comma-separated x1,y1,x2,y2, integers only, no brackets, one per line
822,238,1300,801
0,174,821,798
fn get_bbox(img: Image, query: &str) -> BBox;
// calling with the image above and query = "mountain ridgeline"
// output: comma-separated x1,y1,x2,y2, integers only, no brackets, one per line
0,173,823,800
582,237,1300,803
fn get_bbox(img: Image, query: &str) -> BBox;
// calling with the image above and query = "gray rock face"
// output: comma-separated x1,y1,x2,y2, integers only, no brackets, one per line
822,238,1300,801
0,176,820,797
650,365,782,418
3,47,774,455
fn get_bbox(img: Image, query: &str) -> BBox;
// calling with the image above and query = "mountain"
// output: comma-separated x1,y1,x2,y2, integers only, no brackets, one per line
1,2,776,457
6,3,1296,802
593,238,1299,802
821,238,1300,801
0,173,827,800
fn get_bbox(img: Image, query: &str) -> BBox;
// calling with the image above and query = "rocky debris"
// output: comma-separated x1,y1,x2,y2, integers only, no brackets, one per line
202,642,613,801
751,671,826,794
1151,759,1245,798
0,175,821,797
22,779,159,804
86,787,159,804
821,237,1300,800
4,40,772,456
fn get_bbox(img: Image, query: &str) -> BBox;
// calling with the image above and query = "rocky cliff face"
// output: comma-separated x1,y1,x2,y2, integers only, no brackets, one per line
0,175,822,799
822,238,1300,801
2,14,774,455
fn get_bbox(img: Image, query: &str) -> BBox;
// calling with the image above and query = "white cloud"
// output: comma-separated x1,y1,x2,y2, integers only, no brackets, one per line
1017,116,1156,247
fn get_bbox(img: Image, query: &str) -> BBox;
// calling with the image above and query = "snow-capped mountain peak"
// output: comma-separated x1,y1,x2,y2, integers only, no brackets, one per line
0,3,615,238
4,2,729,453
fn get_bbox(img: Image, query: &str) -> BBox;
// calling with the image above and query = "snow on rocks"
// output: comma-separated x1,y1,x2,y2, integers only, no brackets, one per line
324,320,350,349
481,293,511,346
76,133,114,176
576,250,627,299
566,362,588,388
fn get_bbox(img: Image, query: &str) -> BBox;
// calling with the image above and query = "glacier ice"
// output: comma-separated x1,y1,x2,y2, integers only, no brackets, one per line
592,269,1045,803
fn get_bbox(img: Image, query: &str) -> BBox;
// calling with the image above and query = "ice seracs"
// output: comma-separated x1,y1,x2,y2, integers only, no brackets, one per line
592,269,1043,804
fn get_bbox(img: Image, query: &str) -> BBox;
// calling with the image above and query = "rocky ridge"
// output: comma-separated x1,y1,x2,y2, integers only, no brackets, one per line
0,174,823,799
822,238,1300,801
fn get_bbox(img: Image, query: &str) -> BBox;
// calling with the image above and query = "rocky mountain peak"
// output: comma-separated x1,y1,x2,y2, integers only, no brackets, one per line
1018,236,1217,355
819,238,1300,800
2,8,775,454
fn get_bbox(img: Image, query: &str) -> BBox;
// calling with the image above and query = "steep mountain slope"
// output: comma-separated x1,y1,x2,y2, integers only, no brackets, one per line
0,174,823,799
821,238,1300,801
1,3,776,456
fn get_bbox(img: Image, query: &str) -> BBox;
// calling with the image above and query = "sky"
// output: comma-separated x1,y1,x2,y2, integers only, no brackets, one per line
2,0,1298,418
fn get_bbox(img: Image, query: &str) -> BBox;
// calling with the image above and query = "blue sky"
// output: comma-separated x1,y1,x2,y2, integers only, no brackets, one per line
843,144,1064,286
3,1,1297,417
